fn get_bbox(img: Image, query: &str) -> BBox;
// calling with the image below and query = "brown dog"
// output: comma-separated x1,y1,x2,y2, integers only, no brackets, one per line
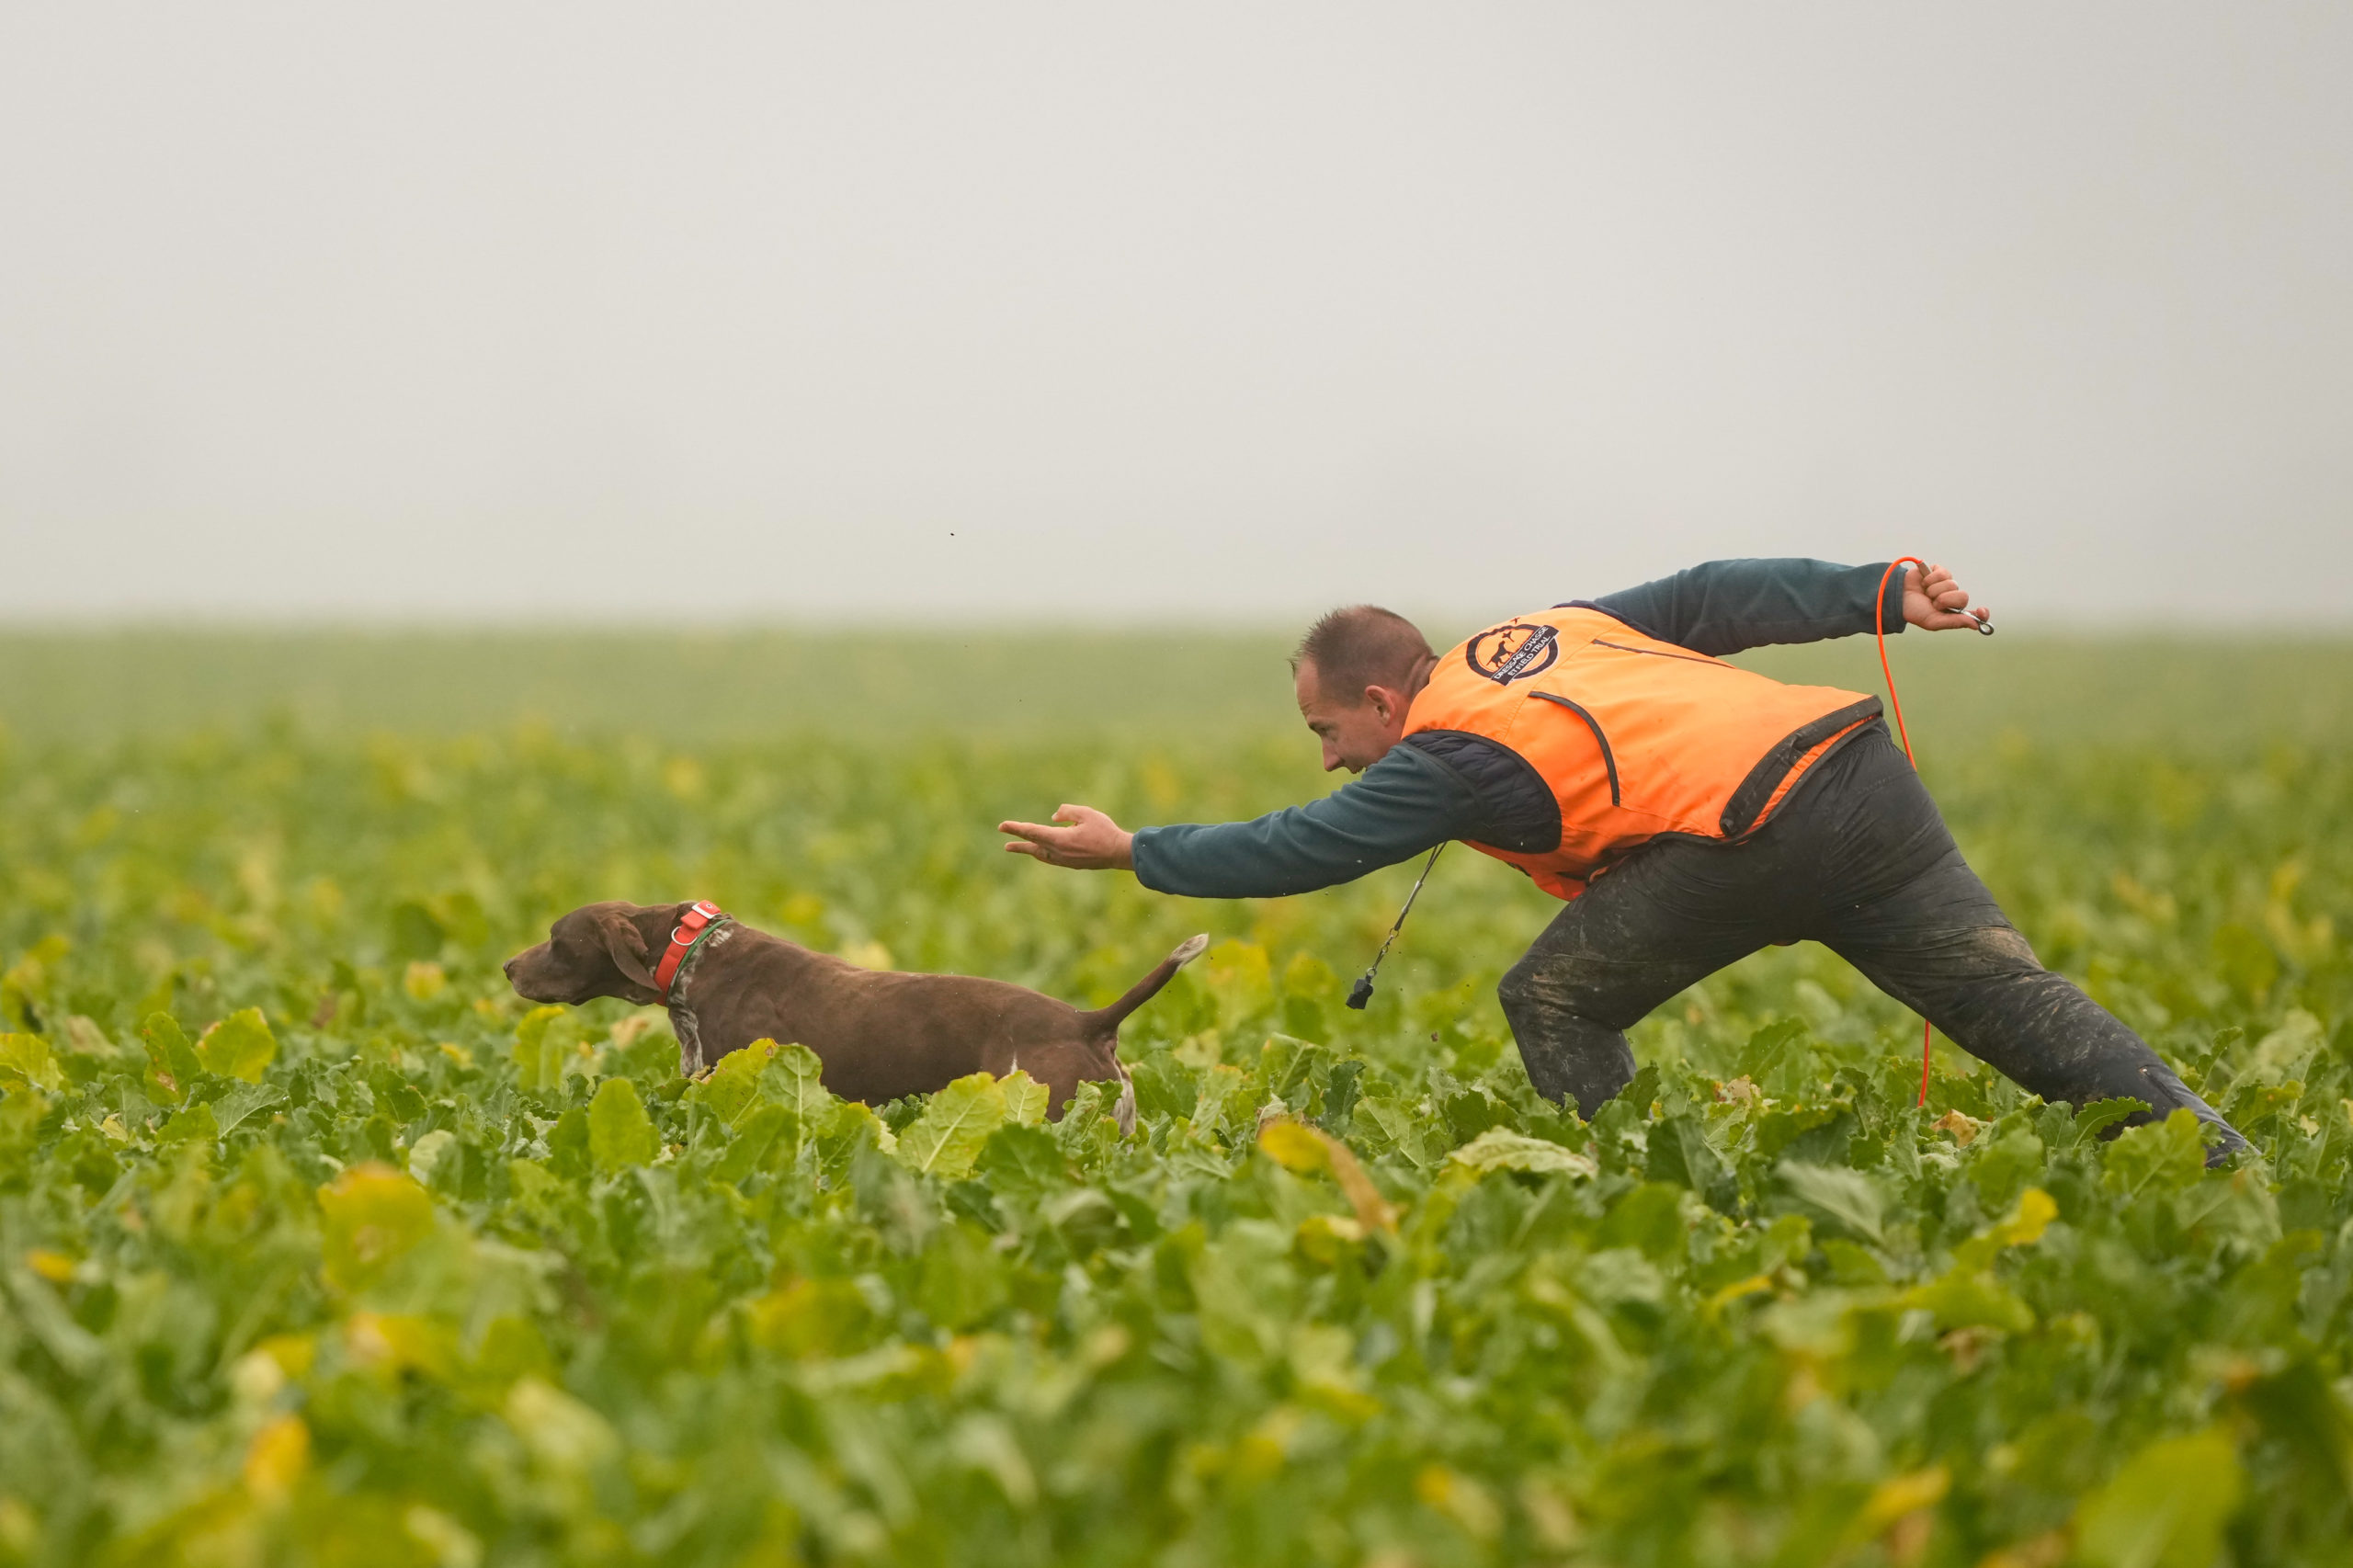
503,901,1208,1133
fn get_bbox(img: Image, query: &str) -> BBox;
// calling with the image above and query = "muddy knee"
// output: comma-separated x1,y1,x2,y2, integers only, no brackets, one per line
1496,959,1635,1119
1496,950,1580,1029
1496,950,1552,1026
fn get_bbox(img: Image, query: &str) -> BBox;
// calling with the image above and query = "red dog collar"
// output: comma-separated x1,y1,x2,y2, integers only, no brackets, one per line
653,901,728,1003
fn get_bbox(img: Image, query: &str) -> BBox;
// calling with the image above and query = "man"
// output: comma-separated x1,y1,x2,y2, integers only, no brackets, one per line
1000,558,2246,1160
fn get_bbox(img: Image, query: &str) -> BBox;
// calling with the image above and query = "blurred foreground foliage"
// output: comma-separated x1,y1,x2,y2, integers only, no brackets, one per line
2,638,2351,1566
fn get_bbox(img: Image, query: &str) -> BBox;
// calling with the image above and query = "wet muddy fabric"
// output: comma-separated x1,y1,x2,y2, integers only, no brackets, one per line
1496,719,2250,1156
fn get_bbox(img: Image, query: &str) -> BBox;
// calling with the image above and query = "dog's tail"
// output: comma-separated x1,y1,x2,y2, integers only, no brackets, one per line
1086,933,1210,1032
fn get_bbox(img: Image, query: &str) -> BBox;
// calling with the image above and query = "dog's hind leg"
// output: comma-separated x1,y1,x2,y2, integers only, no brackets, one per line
1111,1055,1137,1138
1017,1039,1135,1134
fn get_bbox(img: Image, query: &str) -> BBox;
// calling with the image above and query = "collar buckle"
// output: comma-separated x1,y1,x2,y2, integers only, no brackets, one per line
654,901,729,1004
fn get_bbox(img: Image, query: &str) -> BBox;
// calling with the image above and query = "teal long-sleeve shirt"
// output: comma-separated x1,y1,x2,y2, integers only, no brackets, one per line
1129,558,1906,900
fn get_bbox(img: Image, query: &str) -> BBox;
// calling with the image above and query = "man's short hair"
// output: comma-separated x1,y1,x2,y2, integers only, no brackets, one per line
1291,605,1434,700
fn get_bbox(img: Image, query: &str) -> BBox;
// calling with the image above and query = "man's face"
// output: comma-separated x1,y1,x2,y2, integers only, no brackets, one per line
1295,659,1408,773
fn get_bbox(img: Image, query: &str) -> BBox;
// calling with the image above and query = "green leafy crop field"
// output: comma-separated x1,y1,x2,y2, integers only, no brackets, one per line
2,632,2350,1567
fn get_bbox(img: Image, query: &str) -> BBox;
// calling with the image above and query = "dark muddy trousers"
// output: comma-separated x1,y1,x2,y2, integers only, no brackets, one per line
1496,721,2246,1156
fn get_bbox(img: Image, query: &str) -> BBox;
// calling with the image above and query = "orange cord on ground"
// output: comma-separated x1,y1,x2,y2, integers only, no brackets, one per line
1874,557,1936,1107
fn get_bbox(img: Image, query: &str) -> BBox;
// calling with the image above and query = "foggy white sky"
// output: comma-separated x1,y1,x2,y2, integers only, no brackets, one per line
3,4,2347,625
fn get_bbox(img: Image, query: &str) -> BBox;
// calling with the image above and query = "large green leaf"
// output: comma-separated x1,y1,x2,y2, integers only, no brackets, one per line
894,1073,1007,1179
690,1038,779,1127
1449,1127,1597,1178
195,1006,277,1083
2102,1109,2211,1197
139,1013,203,1097
1000,1069,1049,1128
759,1041,829,1121
212,1080,287,1136
0,1032,66,1092
1776,1160,1887,1244
587,1077,660,1172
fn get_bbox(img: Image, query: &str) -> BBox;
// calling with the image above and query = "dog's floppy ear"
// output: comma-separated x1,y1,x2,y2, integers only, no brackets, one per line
598,909,661,991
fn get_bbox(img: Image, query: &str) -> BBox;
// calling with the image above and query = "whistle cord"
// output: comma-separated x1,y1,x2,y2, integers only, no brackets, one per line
1347,844,1446,1009
1875,556,1938,1108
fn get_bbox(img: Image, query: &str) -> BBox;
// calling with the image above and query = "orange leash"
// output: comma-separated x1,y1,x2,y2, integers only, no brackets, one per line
1874,557,1936,1107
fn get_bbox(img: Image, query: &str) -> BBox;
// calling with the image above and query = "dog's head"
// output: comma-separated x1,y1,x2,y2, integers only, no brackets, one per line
504,902,677,1006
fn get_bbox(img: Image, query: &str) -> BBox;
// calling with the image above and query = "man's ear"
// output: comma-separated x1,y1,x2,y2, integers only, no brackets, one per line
599,911,660,990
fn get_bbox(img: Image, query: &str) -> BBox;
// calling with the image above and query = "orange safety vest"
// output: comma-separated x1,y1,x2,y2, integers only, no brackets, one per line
1404,605,1882,899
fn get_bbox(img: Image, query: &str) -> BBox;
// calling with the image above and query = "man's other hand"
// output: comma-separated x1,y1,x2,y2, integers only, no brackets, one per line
999,804,1135,870
1903,562,1993,632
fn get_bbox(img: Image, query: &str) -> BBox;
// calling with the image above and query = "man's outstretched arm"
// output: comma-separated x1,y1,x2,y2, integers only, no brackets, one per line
1002,744,1483,900
1588,558,1987,656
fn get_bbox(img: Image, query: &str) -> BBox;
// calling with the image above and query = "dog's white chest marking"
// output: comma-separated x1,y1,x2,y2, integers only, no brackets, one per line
665,923,739,1074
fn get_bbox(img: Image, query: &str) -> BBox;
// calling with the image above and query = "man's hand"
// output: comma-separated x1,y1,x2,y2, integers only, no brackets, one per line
1903,562,1992,632
999,804,1135,870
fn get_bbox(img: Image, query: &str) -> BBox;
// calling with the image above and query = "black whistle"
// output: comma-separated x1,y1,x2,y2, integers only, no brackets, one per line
1346,974,1374,1010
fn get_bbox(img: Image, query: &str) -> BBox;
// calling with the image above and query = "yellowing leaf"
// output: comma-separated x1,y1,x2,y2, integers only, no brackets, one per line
1415,1462,1501,1541
1703,1273,1776,1317
242,1414,310,1505
895,1073,1006,1179
1260,1117,1399,1232
196,1007,277,1083
1858,1464,1949,1535
2000,1186,2058,1245
587,1077,660,1172
1908,1187,2063,1334
345,1311,457,1381
24,1248,76,1283
317,1163,435,1292
748,1276,874,1358
1929,1108,1981,1146
1295,1212,1366,1265
1257,1117,1330,1174
0,1032,66,1093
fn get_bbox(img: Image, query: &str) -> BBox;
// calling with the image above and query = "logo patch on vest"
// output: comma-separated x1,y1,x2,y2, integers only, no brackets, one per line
1466,622,1560,685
